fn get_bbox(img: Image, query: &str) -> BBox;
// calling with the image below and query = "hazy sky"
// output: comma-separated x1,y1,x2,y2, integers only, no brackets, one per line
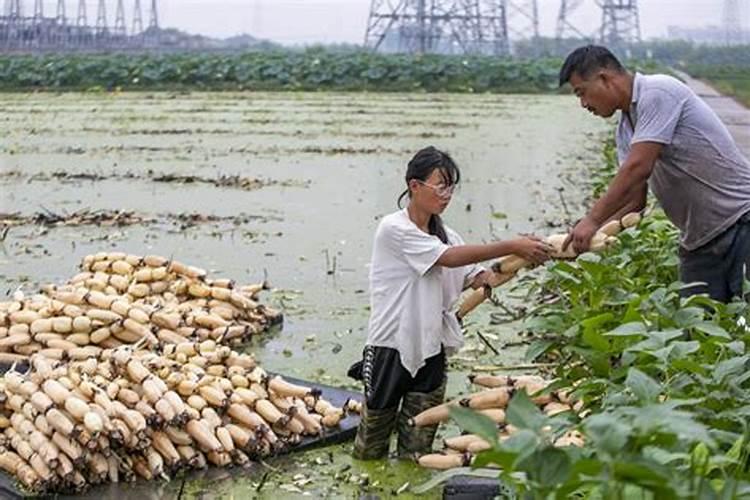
42,1,750,44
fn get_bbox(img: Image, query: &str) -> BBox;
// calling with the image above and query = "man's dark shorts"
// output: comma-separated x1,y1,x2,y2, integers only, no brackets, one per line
679,212,750,302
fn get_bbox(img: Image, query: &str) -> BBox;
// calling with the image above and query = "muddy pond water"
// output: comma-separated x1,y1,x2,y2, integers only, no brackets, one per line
0,91,610,498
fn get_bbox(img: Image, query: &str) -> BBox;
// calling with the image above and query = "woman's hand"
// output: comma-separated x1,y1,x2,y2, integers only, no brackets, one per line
511,235,553,265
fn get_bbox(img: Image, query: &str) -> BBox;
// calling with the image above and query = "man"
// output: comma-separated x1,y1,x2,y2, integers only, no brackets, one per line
560,45,750,302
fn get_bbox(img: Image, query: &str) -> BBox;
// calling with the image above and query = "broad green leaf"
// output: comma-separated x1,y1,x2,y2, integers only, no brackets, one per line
585,413,630,455
626,330,683,354
724,435,745,462
603,321,648,337
505,391,546,432
582,328,609,352
649,345,675,364
569,457,604,476
631,404,713,444
670,358,707,375
694,322,731,339
650,329,685,343
645,446,690,465
670,340,701,358
691,442,711,475
714,355,750,383
625,368,661,403
612,460,672,489
473,448,517,470
450,406,499,447
580,312,614,330
673,307,706,328
550,268,582,285
726,340,745,354
525,339,554,362
517,447,572,488
492,429,539,465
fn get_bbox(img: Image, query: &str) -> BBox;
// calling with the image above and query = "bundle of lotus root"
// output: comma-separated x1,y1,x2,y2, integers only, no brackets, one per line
0,342,360,494
458,213,642,318
414,374,584,470
0,252,283,362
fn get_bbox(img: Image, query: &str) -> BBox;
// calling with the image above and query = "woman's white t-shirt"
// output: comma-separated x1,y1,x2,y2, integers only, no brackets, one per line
366,208,482,377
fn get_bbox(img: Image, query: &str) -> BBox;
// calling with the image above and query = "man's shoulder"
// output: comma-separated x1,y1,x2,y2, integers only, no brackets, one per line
638,73,690,100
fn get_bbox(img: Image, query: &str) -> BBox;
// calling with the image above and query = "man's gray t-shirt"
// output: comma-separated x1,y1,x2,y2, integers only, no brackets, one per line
616,73,750,251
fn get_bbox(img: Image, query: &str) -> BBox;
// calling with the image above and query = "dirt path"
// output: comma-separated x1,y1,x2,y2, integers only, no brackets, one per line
675,70,750,154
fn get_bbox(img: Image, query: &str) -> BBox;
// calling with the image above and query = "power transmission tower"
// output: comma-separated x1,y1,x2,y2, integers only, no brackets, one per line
95,0,107,37
6,0,22,48
8,0,20,17
75,0,88,46
364,0,510,56
132,0,144,35
148,0,159,29
33,0,43,25
77,0,87,27
556,0,587,40
723,0,744,45
507,0,538,40
55,0,67,46
56,0,66,24
146,0,159,45
505,0,540,55
114,0,126,36
32,0,44,46
599,0,641,48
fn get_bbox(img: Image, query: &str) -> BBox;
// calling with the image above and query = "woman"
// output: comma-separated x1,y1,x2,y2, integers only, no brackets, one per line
352,146,551,460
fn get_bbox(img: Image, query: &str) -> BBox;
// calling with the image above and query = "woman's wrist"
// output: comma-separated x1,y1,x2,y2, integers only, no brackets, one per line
502,239,520,257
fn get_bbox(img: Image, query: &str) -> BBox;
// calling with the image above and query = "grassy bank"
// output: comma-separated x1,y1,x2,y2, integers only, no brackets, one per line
686,65,750,108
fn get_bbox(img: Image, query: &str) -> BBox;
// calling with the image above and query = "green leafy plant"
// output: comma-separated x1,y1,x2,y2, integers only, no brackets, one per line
449,135,750,498
0,51,668,93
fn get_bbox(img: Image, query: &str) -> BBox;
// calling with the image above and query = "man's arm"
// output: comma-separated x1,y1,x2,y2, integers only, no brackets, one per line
607,181,648,222
565,142,662,253
588,142,660,224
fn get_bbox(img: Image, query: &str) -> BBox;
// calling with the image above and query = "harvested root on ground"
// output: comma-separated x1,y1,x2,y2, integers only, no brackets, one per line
0,252,283,361
457,212,642,318
0,343,355,494
415,374,584,470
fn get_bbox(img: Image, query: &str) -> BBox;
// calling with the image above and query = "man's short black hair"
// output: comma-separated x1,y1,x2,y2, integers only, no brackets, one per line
559,45,625,87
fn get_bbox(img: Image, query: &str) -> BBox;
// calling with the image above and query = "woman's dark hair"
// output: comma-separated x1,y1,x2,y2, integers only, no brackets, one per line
397,146,460,244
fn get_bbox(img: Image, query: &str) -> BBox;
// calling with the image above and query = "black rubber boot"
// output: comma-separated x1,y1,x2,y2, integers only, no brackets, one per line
352,403,398,460
396,379,447,458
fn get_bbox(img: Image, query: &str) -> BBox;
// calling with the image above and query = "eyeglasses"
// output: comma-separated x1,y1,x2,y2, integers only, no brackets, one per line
416,180,456,198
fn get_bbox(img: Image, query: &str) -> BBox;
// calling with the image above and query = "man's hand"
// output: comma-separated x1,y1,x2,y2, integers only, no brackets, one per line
563,216,599,254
